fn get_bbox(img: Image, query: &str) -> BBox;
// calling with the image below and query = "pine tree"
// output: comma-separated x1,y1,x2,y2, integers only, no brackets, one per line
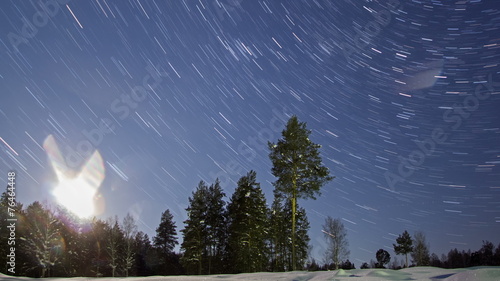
181,181,209,274
268,191,288,271
20,202,62,277
494,243,500,266
393,230,413,268
134,231,152,276
322,216,349,269
479,240,495,266
205,179,227,274
153,209,178,274
84,218,110,277
268,115,333,270
268,192,310,271
411,231,430,266
293,204,310,270
53,206,82,277
340,259,355,269
154,209,178,255
227,171,268,273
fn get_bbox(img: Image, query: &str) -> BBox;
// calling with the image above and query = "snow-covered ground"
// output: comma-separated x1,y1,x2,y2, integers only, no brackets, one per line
2,267,500,281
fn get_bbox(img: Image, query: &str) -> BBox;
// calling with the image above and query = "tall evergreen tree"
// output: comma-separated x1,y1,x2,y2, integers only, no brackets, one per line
53,206,83,277
227,171,268,273
268,192,310,271
411,231,430,266
205,179,227,274
479,240,495,266
84,218,110,277
181,181,209,274
393,230,413,268
154,209,178,255
293,204,310,270
20,202,63,277
268,115,333,270
133,231,152,276
153,209,178,274
322,216,349,269
268,191,288,272
494,243,500,266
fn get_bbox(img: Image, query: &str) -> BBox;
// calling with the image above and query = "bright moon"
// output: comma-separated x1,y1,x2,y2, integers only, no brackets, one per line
43,135,105,219
53,177,96,218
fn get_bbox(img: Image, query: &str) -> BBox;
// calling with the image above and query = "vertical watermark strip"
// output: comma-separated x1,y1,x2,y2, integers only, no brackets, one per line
6,171,17,274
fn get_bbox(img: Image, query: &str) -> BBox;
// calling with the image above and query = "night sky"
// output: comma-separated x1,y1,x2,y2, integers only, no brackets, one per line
1,0,500,266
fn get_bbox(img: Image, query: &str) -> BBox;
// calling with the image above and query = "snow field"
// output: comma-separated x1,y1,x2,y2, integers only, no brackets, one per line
2,267,500,281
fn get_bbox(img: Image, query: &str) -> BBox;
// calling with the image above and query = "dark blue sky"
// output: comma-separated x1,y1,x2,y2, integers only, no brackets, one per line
1,0,499,266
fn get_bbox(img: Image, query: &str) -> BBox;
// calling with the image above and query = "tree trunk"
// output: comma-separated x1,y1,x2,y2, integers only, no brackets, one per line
291,182,297,271
248,234,252,273
198,253,202,275
198,246,202,275
208,247,211,275
335,244,339,269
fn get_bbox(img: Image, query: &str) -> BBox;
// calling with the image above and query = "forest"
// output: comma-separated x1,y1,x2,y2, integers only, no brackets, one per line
1,116,499,277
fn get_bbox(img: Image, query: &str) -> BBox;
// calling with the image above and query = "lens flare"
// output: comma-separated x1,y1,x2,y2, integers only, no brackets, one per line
43,135,105,218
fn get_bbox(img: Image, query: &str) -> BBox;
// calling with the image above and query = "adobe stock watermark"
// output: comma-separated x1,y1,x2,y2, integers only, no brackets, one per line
385,73,500,191
209,106,290,189
63,62,169,169
7,0,71,52
339,0,401,62
5,171,17,274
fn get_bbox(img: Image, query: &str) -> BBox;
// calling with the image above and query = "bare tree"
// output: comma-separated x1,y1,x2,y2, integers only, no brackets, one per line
122,213,138,277
411,231,430,266
390,257,402,269
322,216,349,269
106,216,124,277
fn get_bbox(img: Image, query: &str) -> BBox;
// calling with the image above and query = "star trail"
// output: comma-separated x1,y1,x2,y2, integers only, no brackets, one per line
1,0,499,265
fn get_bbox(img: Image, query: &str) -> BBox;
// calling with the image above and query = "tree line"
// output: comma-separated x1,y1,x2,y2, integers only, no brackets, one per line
2,115,498,277
1,115,333,277
355,230,500,270
308,228,500,271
